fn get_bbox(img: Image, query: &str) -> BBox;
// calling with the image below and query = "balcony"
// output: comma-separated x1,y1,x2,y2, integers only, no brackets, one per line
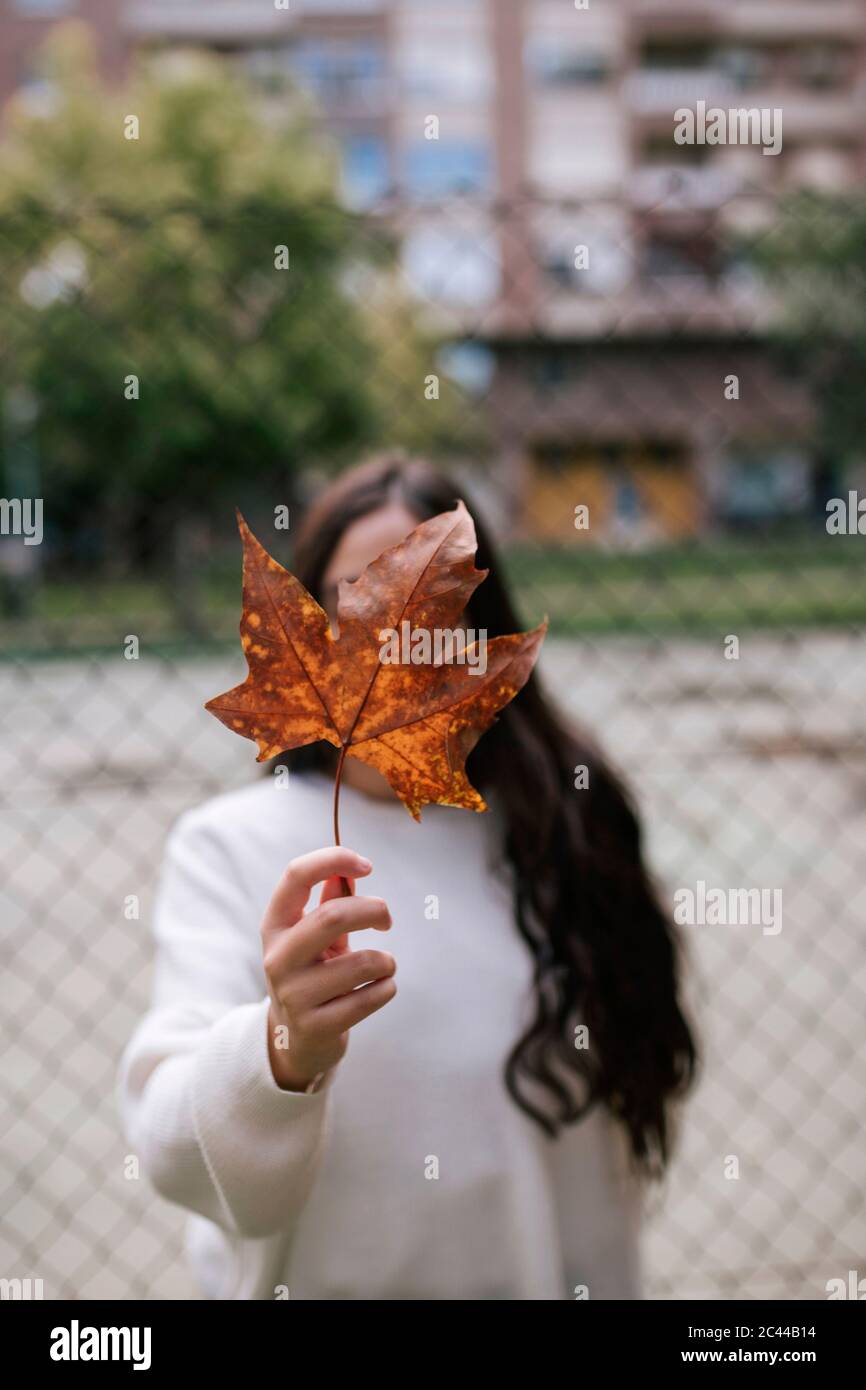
125,2,296,43
626,69,736,115
631,164,743,212
524,280,776,341
630,1,866,42
628,70,862,144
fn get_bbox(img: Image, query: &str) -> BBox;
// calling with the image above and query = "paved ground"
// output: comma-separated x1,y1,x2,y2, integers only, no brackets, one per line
1,632,864,1299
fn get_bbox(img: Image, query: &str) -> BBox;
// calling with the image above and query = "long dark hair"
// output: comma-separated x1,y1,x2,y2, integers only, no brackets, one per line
275,452,698,1175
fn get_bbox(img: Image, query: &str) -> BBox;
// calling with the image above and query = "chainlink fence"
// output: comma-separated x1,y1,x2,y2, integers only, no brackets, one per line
1,193,865,1301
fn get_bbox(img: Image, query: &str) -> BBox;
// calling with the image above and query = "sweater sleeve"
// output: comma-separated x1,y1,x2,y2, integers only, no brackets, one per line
117,805,335,1240
546,1108,645,1300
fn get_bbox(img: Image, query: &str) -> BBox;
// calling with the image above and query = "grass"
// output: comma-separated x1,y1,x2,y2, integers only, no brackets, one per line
1,535,864,660
506,537,866,635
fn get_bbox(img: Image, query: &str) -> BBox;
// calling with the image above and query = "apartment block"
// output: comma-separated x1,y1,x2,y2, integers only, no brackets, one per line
2,0,864,540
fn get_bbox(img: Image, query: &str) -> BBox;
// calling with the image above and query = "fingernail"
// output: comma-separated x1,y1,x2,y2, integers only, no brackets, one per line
356,856,373,871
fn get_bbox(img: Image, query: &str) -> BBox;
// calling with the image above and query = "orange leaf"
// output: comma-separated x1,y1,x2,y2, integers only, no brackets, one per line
205,504,547,824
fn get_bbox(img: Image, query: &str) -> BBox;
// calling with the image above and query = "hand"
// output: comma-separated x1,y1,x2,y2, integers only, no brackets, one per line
261,847,396,1092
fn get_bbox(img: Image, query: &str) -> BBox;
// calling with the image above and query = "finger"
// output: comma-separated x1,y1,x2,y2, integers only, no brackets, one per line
293,949,397,1009
262,848,371,940
313,974,397,1032
319,874,355,905
273,894,392,973
318,874,355,957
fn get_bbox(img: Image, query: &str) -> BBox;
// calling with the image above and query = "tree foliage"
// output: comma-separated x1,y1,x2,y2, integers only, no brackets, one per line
758,190,866,469
0,25,480,570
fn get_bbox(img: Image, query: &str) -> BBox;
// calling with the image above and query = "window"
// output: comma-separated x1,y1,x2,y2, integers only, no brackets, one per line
436,343,495,396
532,355,570,392
631,42,733,111
714,45,767,91
524,39,611,86
719,447,810,525
612,473,645,525
798,44,847,91
642,135,710,166
401,227,499,306
536,217,631,296
339,134,390,209
642,233,720,284
402,140,492,199
292,37,386,111
640,43,712,71
399,45,491,103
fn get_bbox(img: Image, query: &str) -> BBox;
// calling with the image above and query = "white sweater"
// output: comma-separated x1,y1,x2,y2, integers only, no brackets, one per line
117,771,645,1300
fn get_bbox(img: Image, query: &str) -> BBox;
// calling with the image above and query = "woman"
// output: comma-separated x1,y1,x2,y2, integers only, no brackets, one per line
118,452,697,1300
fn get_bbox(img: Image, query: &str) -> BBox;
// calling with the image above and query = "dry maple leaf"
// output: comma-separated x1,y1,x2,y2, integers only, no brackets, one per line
205,503,547,841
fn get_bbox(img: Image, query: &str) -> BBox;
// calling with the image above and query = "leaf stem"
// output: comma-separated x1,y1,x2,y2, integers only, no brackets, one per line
333,746,352,898
333,744,347,846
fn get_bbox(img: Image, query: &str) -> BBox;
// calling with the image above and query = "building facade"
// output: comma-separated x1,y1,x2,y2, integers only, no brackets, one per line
2,0,864,541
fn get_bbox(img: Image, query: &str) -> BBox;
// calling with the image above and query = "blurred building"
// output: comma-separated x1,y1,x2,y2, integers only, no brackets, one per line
0,0,126,104
2,0,865,541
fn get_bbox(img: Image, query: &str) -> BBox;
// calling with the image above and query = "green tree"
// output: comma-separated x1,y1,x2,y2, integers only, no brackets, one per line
758,189,866,475
0,25,395,593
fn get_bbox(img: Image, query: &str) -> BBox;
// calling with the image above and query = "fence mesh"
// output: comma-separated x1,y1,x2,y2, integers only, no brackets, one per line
1,192,864,1301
